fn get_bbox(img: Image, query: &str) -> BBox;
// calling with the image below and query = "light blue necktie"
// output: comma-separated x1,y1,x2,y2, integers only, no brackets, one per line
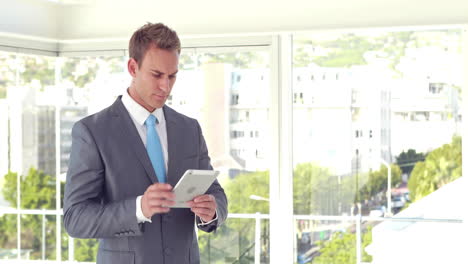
145,115,166,183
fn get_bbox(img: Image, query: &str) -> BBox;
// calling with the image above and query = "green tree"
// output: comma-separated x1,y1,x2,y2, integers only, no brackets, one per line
396,149,426,175
313,226,373,264
198,171,269,263
201,52,268,69
294,163,354,215
19,55,55,88
0,168,99,261
408,136,461,202
73,238,99,262
0,52,17,99
0,168,63,259
226,171,269,215
358,164,402,203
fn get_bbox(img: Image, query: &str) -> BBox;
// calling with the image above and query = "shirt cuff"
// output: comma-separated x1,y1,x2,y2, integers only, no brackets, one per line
197,209,218,226
136,195,152,223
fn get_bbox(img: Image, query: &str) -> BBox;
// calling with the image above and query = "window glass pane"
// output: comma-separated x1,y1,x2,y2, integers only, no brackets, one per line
199,218,256,263
60,56,127,114
0,214,17,259
58,55,126,174
293,27,463,263
295,219,357,264
0,52,18,260
72,238,98,262
57,56,126,261
171,48,271,212
6,54,57,210
172,48,271,262
0,51,16,209
20,214,56,260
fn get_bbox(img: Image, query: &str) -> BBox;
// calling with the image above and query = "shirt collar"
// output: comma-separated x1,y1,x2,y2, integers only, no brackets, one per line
122,89,165,126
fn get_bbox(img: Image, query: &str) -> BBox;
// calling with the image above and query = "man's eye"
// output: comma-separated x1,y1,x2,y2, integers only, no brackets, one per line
153,74,162,78
169,75,177,79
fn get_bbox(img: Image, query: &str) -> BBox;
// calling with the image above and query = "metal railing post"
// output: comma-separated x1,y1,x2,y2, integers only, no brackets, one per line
356,214,361,264
255,212,261,264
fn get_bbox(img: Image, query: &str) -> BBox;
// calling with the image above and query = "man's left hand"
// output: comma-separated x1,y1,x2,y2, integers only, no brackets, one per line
187,194,217,222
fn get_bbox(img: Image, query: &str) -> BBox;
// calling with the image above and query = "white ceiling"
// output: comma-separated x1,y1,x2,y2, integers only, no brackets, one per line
1,0,468,41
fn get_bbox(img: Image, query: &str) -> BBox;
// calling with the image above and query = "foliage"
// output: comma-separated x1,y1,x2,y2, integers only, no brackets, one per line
396,149,426,175
358,164,402,203
198,171,269,263
293,163,355,215
314,34,376,68
0,86,6,99
0,168,64,259
226,170,269,215
201,52,268,69
293,30,461,79
2,168,60,209
61,56,123,88
408,136,462,202
0,52,17,99
19,56,55,88
313,226,373,264
73,238,99,262
0,168,98,261
293,32,408,69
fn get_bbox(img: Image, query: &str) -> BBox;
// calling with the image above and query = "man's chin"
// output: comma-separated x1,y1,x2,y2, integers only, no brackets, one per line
150,101,165,109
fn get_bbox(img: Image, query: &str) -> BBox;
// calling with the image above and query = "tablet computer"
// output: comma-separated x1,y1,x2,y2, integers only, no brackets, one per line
171,169,219,208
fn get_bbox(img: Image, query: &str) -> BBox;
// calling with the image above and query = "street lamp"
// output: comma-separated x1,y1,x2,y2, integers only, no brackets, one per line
249,194,270,202
380,158,392,216
249,194,269,264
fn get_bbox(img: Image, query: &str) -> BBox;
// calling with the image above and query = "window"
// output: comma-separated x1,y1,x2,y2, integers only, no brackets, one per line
0,26,465,264
169,48,272,263
293,27,463,264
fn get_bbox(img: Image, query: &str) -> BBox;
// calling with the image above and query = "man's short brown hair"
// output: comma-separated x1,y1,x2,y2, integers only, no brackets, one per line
129,23,181,66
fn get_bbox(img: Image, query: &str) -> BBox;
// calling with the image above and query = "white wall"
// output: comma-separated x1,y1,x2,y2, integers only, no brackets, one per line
58,0,468,39
1,0,468,42
0,0,59,39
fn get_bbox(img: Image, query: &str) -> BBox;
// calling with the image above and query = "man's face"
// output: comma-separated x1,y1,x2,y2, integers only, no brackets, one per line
128,45,179,112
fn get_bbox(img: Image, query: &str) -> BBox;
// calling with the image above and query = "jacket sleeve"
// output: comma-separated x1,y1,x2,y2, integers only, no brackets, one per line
195,122,228,233
63,121,143,239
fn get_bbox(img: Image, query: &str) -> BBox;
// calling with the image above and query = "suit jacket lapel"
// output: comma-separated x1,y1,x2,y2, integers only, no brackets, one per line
164,105,181,187
111,96,158,184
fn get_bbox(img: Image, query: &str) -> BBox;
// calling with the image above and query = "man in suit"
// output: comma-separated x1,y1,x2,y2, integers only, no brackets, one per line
63,22,228,264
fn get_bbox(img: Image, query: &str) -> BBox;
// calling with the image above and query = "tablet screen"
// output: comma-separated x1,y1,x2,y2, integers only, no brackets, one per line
170,169,219,208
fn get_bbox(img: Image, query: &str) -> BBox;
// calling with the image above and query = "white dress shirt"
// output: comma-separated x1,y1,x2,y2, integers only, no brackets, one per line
121,90,217,225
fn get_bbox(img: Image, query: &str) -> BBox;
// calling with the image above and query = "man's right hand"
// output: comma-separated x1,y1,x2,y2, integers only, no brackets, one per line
141,183,175,219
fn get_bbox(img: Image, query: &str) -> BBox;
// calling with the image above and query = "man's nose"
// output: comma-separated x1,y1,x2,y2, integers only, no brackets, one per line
159,77,170,92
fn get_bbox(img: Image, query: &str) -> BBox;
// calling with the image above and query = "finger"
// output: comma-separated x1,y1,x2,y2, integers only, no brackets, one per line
146,190,175,201
192,211,214,222
149,183,173,192
148,199,175,207
191,207,213,217
193,194,214,203
190,201,216,209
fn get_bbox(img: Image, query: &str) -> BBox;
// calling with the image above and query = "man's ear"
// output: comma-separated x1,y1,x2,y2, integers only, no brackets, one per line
128,58,138,77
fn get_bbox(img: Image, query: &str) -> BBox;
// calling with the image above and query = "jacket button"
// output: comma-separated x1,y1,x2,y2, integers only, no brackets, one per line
164,247,172,255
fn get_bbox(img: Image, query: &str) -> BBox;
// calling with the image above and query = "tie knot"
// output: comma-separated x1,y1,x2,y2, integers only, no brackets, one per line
145,115,158,126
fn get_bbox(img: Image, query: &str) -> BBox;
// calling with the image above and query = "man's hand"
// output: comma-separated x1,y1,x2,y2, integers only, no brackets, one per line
141,183,175,219
187,194,217,222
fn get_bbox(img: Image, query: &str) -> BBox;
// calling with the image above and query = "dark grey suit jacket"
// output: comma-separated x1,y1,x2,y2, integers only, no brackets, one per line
63,96,228,264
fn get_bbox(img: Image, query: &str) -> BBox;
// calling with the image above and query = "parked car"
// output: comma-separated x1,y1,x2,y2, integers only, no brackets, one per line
391,195,406,209
369,206,385,217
